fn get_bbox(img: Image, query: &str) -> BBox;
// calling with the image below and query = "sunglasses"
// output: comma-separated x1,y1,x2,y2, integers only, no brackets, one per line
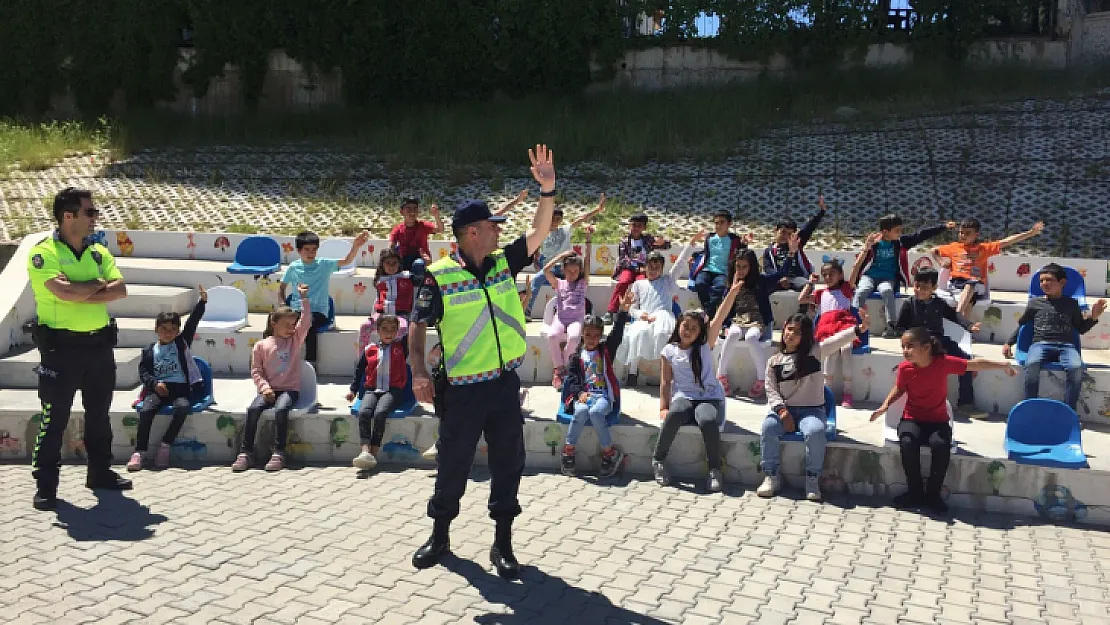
70,208,100,218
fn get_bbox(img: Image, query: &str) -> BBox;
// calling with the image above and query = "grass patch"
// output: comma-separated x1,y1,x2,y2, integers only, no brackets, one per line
0,118,108,172
107,63,1110,166
226,224,259,235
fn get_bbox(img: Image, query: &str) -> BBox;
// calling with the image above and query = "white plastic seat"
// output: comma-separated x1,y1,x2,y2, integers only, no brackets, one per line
318,238,356,276
262,362,318,417
883,395,957,452
542,297,558,329
936,265,991,308
941,318,973,356
197,286,248,332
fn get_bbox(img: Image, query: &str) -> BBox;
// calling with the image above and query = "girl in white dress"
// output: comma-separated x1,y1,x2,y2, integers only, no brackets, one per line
618,232,699,386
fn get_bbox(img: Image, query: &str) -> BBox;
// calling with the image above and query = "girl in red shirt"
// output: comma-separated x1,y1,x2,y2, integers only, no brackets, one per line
870,327,1015,513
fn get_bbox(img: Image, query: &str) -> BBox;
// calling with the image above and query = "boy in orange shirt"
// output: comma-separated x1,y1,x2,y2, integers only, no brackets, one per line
932,218,1044,317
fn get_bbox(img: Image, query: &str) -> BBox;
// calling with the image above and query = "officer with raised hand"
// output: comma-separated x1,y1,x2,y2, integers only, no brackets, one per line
409,145,557,578
27,188,130,511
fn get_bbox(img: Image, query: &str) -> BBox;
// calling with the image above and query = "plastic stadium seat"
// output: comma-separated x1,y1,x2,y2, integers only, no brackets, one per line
883,395,957,453
227,236,281,275
263,362,318,416
197,286,249,332
555,383,621,427
1029,265,1087,310
941,318,972,356
131,357,215,414
780,386,838,442
936,265,991,308
1013,323,1083,370
318,238,356,277
1004,398,1088,469
350,366,418,419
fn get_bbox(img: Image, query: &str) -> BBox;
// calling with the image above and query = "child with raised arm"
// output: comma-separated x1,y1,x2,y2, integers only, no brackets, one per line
347,314,409,472
716,234,800,399
762,195,826,292
232,283,311,473
652,281,738,493
525,194,605,318
759,310,870,502
560,291,633,478
870,327,1016,513
388,198,444,278
850,216,955,338
691,209,752,321
357,249,420,353
617,231,697,386
932,219,1044,317
128,285,208,471
542,228,593,389
799,259,859,407
1002,263,1106,410
605,212,671,324
281,230,369,364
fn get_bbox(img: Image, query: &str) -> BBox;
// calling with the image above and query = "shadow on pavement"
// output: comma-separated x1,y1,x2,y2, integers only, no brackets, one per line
443,556,671,625
52,490,168,541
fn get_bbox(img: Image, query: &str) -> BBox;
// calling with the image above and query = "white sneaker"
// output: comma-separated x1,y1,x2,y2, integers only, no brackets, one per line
707,469,723,493
422,443,438,460
805,475,822,502
352,451,378,470
652,460,671,486
756,475,780,498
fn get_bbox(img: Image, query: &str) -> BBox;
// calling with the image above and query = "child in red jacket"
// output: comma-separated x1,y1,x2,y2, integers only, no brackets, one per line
347,314,410,471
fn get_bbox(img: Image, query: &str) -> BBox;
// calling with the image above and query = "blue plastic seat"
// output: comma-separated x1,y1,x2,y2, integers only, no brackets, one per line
782,386,838,442
227,236,281,275
1013,323,1083,370
1029,265,1087,310
351,366,418,419
286,295,335,332
1004,398,1088,469
814,308,870,355
685,251,704,292
132,357,215,414
555,384,621,427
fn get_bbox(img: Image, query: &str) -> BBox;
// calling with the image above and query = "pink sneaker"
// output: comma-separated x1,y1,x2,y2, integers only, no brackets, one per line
841,393,854,408
716,375,731,396
231,453,252,472
126,452,144,472
264,453,285,472
154,443,171,469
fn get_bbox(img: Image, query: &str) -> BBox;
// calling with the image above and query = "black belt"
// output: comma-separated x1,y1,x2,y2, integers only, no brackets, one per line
36,321,117,349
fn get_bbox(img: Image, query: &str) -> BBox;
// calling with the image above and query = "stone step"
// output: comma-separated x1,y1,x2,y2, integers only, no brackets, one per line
0,347,143,389
1,379,1108,526
106,284,195,318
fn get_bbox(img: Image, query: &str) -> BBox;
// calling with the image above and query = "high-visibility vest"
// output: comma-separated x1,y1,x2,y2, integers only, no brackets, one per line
429,251,527,385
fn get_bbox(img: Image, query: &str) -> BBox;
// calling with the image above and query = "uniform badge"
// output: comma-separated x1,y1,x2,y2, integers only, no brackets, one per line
31,254,44,269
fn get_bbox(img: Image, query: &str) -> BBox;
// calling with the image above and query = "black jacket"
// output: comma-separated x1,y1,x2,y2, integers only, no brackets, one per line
138,299,205,393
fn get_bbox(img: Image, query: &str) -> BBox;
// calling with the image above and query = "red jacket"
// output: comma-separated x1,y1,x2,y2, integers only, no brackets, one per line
375,273,416,315
351,341,409,392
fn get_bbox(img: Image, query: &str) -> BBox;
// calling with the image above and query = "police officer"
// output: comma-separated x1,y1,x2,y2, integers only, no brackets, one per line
28,188,131,511
409,145,557,578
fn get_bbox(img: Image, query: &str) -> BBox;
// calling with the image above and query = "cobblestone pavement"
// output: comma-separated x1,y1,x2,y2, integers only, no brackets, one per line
3,464,1110,625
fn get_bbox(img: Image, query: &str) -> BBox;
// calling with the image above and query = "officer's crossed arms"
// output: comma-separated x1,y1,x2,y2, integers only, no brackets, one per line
409,144,558,404
44,272,126,303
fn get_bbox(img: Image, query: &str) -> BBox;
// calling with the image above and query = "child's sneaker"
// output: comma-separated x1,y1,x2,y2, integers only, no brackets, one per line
840,393,854,409
126,452,144,472
561,445,576,476
707,468,723,493
805,475,822,502
757,474,780,497
353,451,378,470
749,379,765,399
264,453,285,472
154,443,171,469
652,460,671,486
552,367,564,390
599,448,624,478
716,375,731,396
422,443,439,460
231,453,252,472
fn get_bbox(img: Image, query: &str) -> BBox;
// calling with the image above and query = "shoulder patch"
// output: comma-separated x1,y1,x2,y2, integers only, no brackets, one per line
31,254,44,269
90,250,103,265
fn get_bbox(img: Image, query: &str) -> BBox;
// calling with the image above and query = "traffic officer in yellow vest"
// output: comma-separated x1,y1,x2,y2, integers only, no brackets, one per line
28,188,131,511
409,145,557,578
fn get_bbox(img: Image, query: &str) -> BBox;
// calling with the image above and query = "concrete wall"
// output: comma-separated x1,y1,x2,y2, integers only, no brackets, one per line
1078,9,1110,62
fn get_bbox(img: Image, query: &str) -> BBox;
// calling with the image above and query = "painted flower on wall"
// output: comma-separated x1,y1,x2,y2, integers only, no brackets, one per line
330,418,350,448
1016,262,1031,278
186,233,196,260
214,236,231,252
543,423,563,455
353,282,367,297
216,415,237,448
987,261,996,275
224,337,236,349
986,460,1006,495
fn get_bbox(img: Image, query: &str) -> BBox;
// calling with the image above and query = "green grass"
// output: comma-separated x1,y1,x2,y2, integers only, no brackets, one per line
0,118,108,172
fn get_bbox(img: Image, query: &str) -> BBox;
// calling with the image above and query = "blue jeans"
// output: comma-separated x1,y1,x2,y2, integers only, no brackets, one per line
761,406,827,477
526,260,564,316
938,336,975,405
693,271,727,320
1024,342,1083,409
567,396,613,447
853,275,898,329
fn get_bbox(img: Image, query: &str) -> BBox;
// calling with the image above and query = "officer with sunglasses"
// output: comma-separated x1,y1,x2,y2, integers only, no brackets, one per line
26,187,131,511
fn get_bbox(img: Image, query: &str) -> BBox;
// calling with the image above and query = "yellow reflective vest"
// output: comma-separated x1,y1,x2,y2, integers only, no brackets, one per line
429,251,527,385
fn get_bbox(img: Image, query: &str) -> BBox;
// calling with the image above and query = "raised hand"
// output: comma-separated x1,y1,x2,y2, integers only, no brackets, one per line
653,235,666,248
297,283,310,298
1093,299,1107,318
198,284,207,302
946,221,958,230
517,189,529,202
1030,221,1045,235
691,229,708,245
584,224,596,241
864,232,882,249
788,232,801,254
619,290,634,312
597,193,606,208
817,194,827,211
528,144,555,190
430,204,440,217
354,230,371,247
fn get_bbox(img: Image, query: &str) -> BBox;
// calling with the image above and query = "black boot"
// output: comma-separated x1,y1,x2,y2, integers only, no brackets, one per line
32,489,57,511
86,468,133,491
412,519,450,570
490,520,520,579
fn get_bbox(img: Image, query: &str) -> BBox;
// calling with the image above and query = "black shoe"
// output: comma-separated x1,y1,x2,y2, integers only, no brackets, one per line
560,447,576,476
599,448,625,478
86,470,133,491
925,494,950,514
412,535,450,570
490,543,520,579
882,329,899,339
893,491,923,509
32,491,57,511
625,372,638,387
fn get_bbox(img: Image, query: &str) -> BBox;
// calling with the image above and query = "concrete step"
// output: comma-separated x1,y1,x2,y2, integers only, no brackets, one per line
106,284,196,318
0,346,143,389
1,378,1108,526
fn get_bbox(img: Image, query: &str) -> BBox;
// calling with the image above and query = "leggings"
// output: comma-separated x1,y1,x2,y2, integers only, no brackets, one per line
897,419,952,498
653,397,723,470
822,345,853,392
242,390,300,454
358,388,403,447
717,325,770,381
545,317,583,370
135,382,192,451
303,312,331,364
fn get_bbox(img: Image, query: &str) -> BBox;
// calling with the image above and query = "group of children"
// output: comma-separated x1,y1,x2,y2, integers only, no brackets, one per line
122,196,1108,514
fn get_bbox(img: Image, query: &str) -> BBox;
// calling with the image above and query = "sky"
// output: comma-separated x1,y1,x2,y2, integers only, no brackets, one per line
685,0,914,37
